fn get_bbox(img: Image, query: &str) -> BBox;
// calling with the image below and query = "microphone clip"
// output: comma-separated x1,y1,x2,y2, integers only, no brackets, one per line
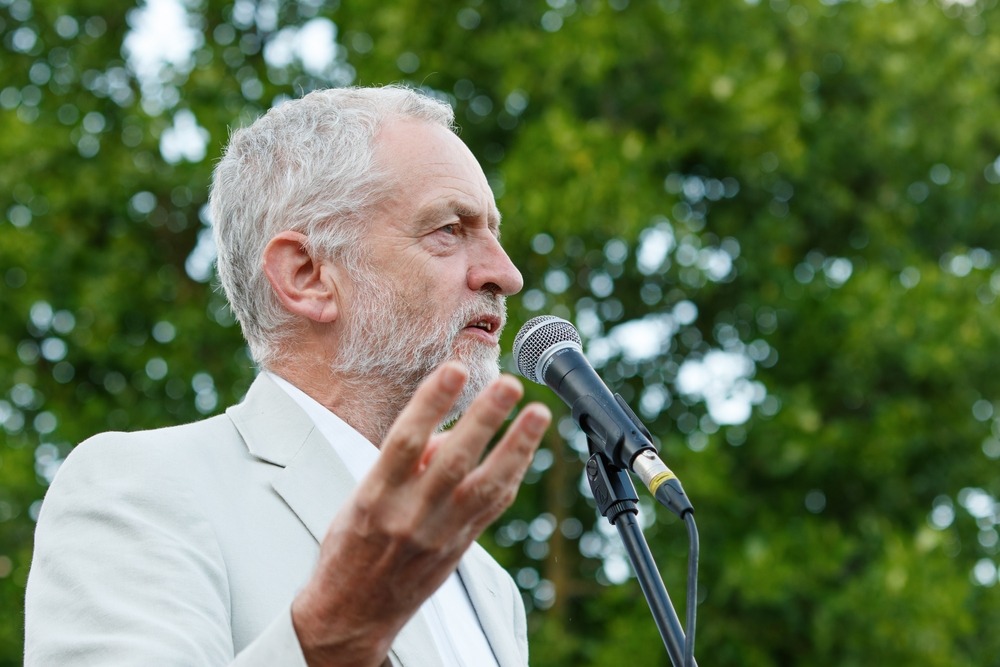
585,448,639,525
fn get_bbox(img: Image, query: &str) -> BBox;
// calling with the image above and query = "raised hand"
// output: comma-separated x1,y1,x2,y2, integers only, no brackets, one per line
291,361,551,667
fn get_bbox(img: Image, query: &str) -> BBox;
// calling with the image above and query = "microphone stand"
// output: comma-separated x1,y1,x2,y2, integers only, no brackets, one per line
585,444,695,667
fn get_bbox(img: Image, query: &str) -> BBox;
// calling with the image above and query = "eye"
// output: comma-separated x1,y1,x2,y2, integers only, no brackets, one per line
438,223,460,236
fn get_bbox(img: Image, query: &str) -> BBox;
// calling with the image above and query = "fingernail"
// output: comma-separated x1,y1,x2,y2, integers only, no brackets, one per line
493,381,521,407
525,405,551,436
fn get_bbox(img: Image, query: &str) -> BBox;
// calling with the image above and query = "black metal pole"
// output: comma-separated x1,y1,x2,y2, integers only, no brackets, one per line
585,450,696,667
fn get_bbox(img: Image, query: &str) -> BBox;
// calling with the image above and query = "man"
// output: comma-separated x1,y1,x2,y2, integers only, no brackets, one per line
24,86,552,666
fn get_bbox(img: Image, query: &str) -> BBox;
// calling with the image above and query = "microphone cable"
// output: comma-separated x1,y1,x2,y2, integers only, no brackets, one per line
683,512,699,667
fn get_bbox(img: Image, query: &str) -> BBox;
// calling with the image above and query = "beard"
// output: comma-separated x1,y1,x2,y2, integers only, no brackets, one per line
329,270,506,426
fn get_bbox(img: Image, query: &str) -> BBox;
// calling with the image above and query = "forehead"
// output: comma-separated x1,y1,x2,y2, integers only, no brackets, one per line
373,119,501,229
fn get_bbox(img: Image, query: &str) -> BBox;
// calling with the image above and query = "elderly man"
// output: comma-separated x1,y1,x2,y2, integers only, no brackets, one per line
25,86,552,666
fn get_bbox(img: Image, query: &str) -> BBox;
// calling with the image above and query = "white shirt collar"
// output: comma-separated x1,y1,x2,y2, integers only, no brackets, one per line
265,371,379,483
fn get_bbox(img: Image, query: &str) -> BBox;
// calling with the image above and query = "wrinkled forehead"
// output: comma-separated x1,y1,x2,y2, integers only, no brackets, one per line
371,118,501,222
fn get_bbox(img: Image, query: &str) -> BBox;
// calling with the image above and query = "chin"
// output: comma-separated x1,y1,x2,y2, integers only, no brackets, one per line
439,351,500,423
457,346,500,378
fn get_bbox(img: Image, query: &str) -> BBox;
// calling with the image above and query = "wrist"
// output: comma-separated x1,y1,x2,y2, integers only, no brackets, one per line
291,587,392,667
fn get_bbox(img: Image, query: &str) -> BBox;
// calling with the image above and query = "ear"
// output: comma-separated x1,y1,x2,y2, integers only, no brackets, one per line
262,231,340,323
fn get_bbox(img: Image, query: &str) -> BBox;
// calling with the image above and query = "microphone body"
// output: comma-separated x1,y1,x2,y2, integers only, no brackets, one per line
541,345,652,469
514,316,693,517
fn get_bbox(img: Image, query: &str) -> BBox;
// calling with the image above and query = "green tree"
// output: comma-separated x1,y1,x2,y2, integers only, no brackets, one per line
3,1,1000,665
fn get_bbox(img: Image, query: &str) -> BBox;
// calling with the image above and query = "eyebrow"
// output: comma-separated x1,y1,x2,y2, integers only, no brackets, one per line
420,199,503,237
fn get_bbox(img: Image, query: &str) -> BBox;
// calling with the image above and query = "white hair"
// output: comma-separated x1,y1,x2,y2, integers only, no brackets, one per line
209,86,455,368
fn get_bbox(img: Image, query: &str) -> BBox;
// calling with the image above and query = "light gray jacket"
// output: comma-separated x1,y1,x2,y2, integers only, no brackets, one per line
25,373,529,666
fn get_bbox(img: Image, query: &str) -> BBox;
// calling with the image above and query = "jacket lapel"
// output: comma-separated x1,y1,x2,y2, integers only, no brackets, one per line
270,433,356,543
226,374,447,667
458,546,522,667
227,373,355,542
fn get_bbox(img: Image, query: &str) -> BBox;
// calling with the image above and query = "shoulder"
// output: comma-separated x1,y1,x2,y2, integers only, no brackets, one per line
56,413,236,480
41,413,252,530
26,419,246,666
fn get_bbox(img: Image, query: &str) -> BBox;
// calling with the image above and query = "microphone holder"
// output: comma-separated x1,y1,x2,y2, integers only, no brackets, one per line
585,443,696,667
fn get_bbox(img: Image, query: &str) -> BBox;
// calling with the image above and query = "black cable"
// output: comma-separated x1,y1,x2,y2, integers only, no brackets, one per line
683,513,699,667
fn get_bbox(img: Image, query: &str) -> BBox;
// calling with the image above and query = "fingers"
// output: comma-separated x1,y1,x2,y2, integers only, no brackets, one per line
423,375,524,481
483,402,552,476
426,376,551,523
458,402,551,526
378,361,468,485
377,363,552,517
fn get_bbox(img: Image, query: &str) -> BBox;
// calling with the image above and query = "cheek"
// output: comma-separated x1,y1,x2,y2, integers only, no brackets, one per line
377,248,474,315
411,257,470,297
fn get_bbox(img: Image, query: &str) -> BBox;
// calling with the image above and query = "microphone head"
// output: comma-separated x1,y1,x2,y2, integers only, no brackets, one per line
513,315,583,384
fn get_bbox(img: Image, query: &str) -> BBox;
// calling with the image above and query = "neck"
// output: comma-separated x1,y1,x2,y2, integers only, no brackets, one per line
326,372,419,445
269,361,420,446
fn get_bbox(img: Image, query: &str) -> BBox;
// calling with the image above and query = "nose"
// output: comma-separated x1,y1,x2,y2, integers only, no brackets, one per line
469,235,524,296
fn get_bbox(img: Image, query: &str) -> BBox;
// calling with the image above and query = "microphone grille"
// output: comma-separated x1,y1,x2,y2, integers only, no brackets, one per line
513,315,582,384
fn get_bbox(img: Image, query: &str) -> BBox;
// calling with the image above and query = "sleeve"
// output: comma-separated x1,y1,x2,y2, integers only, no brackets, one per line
23,433,308,667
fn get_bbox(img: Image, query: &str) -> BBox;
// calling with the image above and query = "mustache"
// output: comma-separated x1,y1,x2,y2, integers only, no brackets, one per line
448,294,507,336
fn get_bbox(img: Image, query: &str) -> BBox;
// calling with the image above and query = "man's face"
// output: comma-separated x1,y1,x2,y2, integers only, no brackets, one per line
330,119,523,418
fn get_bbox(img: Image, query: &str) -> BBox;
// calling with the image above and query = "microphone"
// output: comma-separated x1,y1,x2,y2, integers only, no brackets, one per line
513,315,693,518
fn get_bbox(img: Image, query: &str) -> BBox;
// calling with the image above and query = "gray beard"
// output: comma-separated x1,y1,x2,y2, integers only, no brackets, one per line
329,274,505,433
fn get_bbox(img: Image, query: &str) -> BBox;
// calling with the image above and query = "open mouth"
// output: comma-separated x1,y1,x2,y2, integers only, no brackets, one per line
468,320,494,333
464,316,502,335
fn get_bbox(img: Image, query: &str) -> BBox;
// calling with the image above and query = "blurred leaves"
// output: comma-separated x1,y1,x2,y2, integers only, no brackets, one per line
4,0,1000,665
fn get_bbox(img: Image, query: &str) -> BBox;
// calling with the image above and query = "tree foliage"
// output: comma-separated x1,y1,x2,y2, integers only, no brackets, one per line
3,0,1000,665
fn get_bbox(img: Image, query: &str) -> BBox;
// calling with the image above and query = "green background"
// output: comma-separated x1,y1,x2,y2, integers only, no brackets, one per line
3,0,1000,664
